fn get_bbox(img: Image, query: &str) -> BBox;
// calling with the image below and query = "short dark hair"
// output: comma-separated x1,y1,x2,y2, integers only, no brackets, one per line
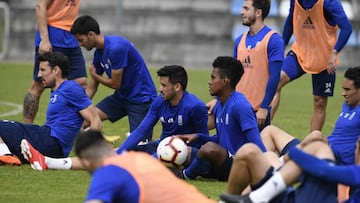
74,130,108,159
344,66,360,89
212,56,244,89
71,15,101,35
157,65,188,90
252,0,271,20
37,52,69,78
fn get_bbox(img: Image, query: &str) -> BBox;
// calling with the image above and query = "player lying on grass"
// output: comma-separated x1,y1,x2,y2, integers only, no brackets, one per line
74,129,215,203
0,52,101,166
21,65,209,170
220,132,360,203
220,131,339,203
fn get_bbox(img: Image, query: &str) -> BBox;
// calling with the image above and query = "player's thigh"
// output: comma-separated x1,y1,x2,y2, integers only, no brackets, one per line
312,70,336,97
281,51,305,85
96,95,127,122
52,47,87,80
126,100,152,131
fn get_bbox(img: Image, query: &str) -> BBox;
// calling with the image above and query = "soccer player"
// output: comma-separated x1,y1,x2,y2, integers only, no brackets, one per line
263,67,360,200
220,131,338,203
23,0,87,124
178,56,266,181
70,15,157,142
73,130,216,203
0,52,101,166
207,0,284,131
21,65,209,170
271,0,353,131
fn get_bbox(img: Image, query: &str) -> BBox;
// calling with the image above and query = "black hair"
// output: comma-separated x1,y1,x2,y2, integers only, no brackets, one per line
344,66,360,89
212,56,244,89
37,52,69,78
74,130,107,158
252,0,271,20
70,15,101,35
157,65,188,90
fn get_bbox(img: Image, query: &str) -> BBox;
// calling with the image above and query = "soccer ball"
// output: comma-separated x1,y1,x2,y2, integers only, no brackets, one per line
157,136,188,168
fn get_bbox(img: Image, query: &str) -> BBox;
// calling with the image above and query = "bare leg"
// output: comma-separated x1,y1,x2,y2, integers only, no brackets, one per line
23,81,44,124
260,125,296,155
311,95,327,131
73,77,87,90
270,71,290,120
227,144,279,194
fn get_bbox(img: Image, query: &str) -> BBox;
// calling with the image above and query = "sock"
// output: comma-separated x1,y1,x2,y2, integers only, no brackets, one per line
279,155,285,165
249,172,287,203
0,143,11,155
45,157,72,170
183,156,212,179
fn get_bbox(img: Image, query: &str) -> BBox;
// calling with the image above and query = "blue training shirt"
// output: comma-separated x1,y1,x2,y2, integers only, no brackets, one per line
328,103,360,165
198,92,266,154
87,165,140,203
93,35,157,103
35,25,79,48
117,91,209,153
45,80,92,156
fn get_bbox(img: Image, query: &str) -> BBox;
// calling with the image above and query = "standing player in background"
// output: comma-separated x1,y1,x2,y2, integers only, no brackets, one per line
207,0,284,131
271,0,352,131
23,0,87,124
74,130,215,203
178,56,266,181
70,15,157,142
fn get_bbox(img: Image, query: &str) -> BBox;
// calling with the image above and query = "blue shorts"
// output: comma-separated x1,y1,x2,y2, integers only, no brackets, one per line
270,160,338,203
0,120,63,163
202,151,233,181
33,46,86,81
280,138,301,156
97,95,153,141
282,51,335,97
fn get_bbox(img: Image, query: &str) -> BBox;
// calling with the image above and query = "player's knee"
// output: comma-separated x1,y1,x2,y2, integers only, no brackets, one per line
235,143,260,161
314,96,327,109
197,142,221,159
277,71,290,90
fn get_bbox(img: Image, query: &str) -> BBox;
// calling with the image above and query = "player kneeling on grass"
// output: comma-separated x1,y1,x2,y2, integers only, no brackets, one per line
74,129,215,203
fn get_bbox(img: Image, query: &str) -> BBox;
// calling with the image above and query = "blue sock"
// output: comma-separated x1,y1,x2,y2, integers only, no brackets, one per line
184,156,212,179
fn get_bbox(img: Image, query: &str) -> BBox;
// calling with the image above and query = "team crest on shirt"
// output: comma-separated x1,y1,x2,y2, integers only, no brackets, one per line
50,94,58,103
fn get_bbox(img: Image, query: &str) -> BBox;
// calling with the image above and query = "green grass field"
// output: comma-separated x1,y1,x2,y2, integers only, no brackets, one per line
0,62,344,202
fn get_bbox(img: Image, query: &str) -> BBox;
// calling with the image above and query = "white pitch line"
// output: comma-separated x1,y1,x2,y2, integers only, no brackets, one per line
0,101,23,117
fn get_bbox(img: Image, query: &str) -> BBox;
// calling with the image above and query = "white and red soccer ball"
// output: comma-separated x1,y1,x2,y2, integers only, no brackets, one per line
157,136,188,168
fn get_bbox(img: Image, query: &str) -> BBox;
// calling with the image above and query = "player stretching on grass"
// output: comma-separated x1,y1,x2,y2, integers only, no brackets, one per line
0,52,101,166
21,65,209,170
23,0,87,124
71,15,157,143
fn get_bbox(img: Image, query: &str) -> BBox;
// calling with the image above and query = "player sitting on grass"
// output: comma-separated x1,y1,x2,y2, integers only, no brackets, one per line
221,131,360,203
0,52,101,167
21,65,209,170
